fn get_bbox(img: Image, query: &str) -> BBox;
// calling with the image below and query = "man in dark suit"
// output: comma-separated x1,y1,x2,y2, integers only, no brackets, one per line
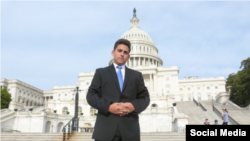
86,39,150,141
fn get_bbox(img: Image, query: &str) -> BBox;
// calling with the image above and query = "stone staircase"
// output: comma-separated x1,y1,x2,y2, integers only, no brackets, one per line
176,101,225,124
212,101,250,124
0,110,15,123
0,132,185,141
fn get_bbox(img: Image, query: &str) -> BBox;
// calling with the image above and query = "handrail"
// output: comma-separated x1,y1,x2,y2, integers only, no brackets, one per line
228,100,250,110
212,105,240,125
193,98,199,106
62,117,79,141
199,103,207,111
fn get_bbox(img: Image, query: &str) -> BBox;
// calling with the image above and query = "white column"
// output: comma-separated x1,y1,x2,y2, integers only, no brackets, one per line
139,57,141,66
153,74,157,92
150,74,152,92
134,57,135,67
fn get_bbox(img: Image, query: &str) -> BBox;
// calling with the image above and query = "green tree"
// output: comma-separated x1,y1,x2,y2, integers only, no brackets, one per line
1,87,12,109
227,57,250,107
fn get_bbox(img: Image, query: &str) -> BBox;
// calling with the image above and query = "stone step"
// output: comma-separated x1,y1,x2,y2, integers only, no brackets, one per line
1,132,186,141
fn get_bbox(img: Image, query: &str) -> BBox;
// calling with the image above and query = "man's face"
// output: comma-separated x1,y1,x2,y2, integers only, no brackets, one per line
215,121,218,124
112,44,130,65
205,119,208,122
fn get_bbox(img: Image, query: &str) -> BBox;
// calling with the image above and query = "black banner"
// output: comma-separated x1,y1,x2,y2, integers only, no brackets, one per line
186,125,249,140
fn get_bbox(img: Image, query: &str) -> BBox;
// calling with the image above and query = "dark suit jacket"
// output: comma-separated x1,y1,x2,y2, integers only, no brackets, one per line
86,64,150,141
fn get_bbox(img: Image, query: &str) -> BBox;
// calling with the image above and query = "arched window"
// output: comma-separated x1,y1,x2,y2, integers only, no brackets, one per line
90,107,97,116
78,106,82,115
30,101,33,106
151,104,158,111
22,98,25,103
62,107,68,114
18,97,21,103
197,93,201,101
207,93,211,100
26,100,29,106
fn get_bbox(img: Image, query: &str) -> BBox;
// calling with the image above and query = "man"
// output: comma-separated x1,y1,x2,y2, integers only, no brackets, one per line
221,108,229,125
204,119,210,125
87,39,150,141
213,120,219,125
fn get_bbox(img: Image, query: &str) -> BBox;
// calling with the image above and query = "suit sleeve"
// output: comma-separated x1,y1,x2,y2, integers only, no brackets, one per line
86,69,112,116
130,72,150,114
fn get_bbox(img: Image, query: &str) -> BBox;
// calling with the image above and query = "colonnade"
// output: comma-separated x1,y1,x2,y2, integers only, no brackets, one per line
126,57,161,67
44,96,53,107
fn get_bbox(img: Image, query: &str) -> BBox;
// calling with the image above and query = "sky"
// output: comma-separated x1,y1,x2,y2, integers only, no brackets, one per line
1,1,250,90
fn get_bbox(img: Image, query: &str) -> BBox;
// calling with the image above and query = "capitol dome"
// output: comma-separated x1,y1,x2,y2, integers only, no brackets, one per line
109,9,163,68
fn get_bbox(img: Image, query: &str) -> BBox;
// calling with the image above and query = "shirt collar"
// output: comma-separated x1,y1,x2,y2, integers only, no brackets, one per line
113,62,125,69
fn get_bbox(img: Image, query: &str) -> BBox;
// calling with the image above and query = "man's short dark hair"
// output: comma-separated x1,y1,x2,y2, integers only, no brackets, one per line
114,39,131,53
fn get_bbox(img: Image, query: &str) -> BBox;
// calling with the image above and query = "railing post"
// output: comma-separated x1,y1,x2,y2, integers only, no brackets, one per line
68,123,70,140
63,128,66,141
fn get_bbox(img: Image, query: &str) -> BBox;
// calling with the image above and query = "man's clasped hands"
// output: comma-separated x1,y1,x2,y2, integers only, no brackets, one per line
108,102,135,116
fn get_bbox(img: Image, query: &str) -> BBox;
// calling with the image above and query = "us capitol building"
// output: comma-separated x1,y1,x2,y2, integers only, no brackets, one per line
1,10,226,133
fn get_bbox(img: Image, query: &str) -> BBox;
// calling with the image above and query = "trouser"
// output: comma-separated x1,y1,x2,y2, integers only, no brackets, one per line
95,125,123,141
222,122,228,125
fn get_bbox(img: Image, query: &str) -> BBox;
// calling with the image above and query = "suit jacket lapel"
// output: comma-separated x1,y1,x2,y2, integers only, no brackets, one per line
108,64,120,92
122,66,131,93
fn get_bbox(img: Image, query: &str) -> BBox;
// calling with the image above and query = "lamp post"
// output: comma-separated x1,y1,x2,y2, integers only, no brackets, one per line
72,81,83,132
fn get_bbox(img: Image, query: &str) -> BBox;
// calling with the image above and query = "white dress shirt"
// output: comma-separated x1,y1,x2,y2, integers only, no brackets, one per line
113,63,125,82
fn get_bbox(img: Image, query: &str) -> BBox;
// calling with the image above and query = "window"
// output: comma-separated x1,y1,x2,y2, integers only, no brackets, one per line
140,46,141,50
166,77,169,81
65,94,67,96
215,86,218,89
132,34,133,37
145,79,148,82
207,87,210,90
166,88,170,93
86,82,89,85
8,89,10,91
151,104,158,111
188,96,191,101
143,47,145,51
208,95,211,100
188,88,190,90
180,88,183,91
197,87,200,90
135,34,137,36
90,107,97,116
62,107,68,114
198,93,201,101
